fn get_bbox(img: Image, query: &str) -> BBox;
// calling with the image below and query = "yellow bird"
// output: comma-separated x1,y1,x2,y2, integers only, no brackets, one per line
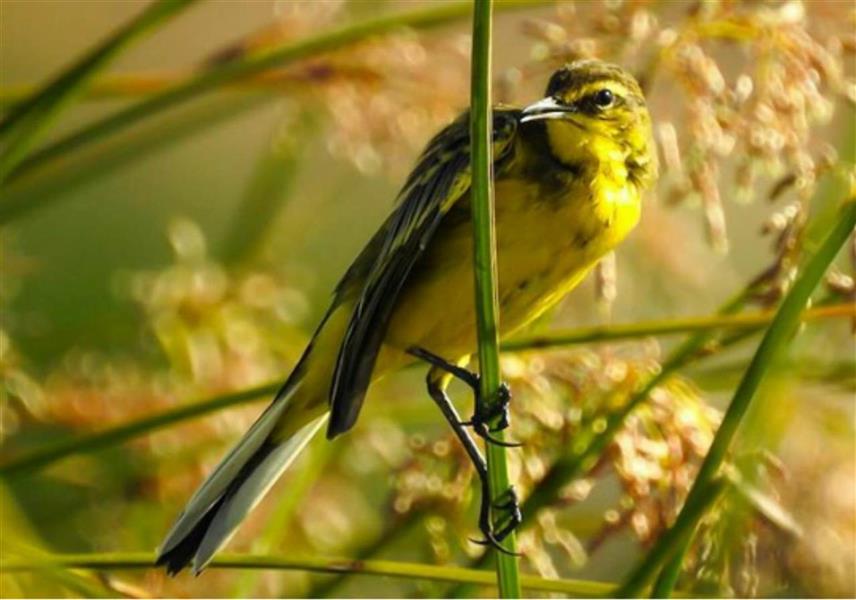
157,59,656,574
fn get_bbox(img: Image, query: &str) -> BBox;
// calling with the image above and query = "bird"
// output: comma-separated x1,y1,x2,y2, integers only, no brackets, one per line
156,59,656,575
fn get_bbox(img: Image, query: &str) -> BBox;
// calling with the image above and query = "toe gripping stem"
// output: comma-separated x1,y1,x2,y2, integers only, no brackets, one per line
406,347,520,447
408,346,523,555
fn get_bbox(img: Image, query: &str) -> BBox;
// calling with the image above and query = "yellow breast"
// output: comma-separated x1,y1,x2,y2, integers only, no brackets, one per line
380,127,644,366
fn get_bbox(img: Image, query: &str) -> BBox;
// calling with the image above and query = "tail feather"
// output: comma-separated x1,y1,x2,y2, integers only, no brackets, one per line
192,414,326,572
156,382,326,574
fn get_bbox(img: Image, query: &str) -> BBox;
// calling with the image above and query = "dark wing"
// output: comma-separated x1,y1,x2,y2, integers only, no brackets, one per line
326,109,520,438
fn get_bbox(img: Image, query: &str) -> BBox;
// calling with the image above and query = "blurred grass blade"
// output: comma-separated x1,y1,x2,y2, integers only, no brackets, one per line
232,439,333,597
469,0,521,596
501,303,855,350
219,107,318,263
0,0,545,222
1,552,615,596
0,92,272,222
4,302,851,480
521,287,752,514
0,0,199,183
650,479,731,598
307,510,426,598
0,382,276,478
618,199,856,598
448,286,758,597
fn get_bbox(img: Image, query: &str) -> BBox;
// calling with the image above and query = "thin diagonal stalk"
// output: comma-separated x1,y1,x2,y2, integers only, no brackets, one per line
0,552,612,596
447,284,762,597
641,478,730,597
618,199,856,597
520,286,752,516
0,66,378,106
0,92,272,221
219,107,318,264
469,0,520,596
232,439,333,597
3,303,851,480
501,303,855,350
650,530,693,598
0,0,199,182
0,0,546,223
0,383,276,478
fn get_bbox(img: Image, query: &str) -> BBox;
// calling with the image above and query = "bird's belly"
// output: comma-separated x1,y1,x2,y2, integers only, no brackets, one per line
380,178,638,366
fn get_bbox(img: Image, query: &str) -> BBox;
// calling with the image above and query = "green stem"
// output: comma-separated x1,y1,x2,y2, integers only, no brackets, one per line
0,552,612,596
523,287,753,516
650,531,693,598
5,300,851,479
0,382,276,478
448,286,755,597
501,303,854,351
0,0,545,222
1,92,271,222
618,199,856,597
306,510,425,598
219,108,318,264
639,478,729,598
231,440,333,597
0,0,200,183
469,0,521,596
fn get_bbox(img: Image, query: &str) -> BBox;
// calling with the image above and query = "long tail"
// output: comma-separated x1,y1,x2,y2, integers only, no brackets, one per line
155,380,327,575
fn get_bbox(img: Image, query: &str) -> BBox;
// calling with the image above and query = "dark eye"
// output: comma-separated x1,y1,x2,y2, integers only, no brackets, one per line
594,89,614,107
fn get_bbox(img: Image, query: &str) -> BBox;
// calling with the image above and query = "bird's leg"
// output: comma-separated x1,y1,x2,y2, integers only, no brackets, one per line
421,366,521,555
406,346,519,447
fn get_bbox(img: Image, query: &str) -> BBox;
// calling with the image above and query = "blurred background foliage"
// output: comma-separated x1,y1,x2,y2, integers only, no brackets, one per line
0,0,854,597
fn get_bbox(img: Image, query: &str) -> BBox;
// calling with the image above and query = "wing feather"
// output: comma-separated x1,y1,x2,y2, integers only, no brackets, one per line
326,109,520,438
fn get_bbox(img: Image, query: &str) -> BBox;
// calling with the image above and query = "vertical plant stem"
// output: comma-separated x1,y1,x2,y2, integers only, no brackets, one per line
0,0,199,183
618,199,856,597
446,288,755,599
469,0,520,596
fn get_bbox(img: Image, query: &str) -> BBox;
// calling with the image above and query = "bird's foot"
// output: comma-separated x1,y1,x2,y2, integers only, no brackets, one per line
461,382,521,447
407,346,521,448
470,484,523,555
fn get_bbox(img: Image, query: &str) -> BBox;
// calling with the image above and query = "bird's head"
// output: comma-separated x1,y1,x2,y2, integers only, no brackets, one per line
521,60,657,188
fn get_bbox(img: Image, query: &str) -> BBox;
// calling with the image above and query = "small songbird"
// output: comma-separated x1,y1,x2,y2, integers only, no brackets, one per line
157,59,656,574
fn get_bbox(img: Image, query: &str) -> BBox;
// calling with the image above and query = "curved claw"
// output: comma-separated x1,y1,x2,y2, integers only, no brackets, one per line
483,432,523,448
469,535,521,556
469,422,522,448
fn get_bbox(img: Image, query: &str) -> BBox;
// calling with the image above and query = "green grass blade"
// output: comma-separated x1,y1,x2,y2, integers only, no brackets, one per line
0,0,199,183
219,108,318,264
0,382,276,478
0,552,614,596
520,286,752,515
0,92,272,223
0,0,546,223
618,199,856,597
501,303,854,350
650,531,693,598
6,303,851,480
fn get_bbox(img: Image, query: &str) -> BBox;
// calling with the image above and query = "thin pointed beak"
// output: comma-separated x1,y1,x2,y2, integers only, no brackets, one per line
520,97,577,123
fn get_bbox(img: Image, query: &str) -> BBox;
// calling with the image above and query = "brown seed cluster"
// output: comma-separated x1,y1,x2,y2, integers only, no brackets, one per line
520,0,853,256
390,348,726,570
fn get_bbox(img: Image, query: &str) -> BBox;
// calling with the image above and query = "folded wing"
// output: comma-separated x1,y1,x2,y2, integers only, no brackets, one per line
327,109,520,438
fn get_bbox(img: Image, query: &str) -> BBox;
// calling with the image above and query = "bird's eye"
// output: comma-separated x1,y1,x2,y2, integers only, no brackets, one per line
593,89,614,107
